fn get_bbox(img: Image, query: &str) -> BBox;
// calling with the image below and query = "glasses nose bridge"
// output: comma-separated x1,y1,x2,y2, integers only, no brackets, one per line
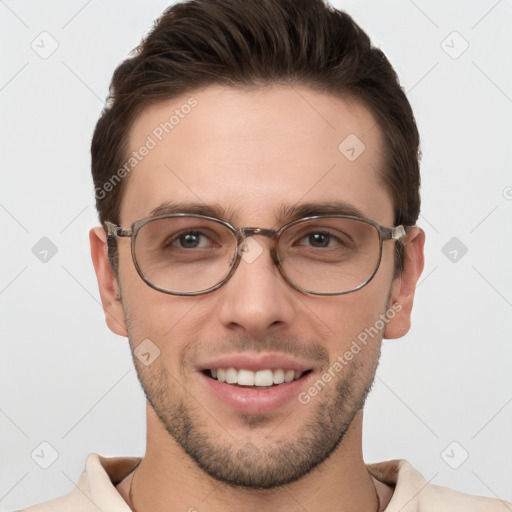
236,226,280,266
238,226,277,240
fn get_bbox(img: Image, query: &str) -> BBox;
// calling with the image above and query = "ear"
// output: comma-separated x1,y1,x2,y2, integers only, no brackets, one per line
383,227,425,339
89,226,128,337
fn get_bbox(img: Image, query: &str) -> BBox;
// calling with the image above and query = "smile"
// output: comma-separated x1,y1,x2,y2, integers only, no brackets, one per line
206,368,309,387
200,367,314,415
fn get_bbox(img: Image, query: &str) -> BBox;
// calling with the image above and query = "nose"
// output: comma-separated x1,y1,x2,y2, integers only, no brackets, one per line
216,236,297,337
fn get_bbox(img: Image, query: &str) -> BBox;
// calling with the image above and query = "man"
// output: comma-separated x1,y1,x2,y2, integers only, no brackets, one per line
19,0,510,510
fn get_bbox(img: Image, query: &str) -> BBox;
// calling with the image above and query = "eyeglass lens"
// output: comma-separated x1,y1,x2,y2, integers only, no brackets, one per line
133,216,381,294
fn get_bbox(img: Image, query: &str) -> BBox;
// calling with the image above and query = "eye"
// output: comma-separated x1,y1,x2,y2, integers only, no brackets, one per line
166,230,215,249
304,231,334,248
296,230,350,249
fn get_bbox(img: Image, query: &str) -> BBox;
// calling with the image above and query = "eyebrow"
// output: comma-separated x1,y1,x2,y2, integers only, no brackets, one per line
276,201,366,221
149,201,235,219
148,200,368,225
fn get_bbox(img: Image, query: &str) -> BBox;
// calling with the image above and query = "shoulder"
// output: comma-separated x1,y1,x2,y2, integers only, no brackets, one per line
15,453,140,512
420,481,512,511
368,459,511,512
15,493,86,512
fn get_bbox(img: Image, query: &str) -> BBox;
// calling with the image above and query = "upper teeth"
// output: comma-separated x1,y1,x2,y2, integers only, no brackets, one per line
211,368,303,386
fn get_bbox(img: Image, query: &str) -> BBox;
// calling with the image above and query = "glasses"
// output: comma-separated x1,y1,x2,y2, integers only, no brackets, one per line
105,214,409,296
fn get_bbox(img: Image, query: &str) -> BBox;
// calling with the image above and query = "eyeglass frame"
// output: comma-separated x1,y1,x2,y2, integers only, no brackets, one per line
105,213,410,297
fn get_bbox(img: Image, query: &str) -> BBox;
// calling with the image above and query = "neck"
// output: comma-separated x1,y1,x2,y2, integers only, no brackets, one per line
118,405,385,512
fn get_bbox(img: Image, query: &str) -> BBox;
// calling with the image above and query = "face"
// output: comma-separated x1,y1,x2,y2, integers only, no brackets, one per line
91,85,424,489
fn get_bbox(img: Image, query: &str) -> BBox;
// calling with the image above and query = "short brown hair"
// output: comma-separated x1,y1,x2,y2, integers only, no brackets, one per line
91,0,420,275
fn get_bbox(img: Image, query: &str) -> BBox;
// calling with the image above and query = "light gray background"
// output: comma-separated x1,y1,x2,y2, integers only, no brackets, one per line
1,0,511,509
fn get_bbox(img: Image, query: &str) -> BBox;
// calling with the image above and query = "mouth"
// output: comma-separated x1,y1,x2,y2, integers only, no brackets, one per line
203,368,313,389
199,362,315,415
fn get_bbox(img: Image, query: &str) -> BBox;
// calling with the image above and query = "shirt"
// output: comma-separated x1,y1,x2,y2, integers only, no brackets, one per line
17,452,511,511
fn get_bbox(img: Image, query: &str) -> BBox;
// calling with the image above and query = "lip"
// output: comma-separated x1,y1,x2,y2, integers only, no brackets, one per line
198,353,312,373
199,369,314,415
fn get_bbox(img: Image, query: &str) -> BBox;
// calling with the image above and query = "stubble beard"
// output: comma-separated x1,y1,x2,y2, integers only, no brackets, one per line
130,336,381,490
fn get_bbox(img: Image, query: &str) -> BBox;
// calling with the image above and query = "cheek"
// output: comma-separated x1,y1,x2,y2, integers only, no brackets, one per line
116,255,186,348
337,295,387,337
303,275,392,357
123,290,200,340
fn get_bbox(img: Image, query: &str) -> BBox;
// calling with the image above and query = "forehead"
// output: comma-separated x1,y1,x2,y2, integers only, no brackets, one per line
121,85,392,227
